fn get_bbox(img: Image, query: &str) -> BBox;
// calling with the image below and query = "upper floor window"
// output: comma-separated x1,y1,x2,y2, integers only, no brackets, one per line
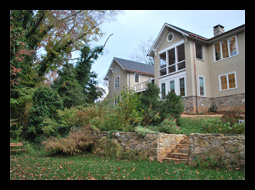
214,36,238,62
195,43,203,60
135,73,140,83
167,32,174,42
159,43,185,77
114,75,120,89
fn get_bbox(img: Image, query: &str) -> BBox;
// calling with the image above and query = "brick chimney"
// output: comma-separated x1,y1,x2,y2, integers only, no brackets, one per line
213,24,225,36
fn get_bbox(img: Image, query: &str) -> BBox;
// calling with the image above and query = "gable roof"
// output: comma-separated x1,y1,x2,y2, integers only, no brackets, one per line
104,57,154,80
148,23,245,57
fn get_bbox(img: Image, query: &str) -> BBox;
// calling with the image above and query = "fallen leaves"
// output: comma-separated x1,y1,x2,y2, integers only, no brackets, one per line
10,154,245,180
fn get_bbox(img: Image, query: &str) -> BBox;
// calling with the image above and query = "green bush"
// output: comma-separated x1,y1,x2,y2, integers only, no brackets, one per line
221,110,244,127
55,105,122,132
135,126,159,137
159,115,184,134
208,102,217,113
159,92,184,125
27,86,63,140
140,83,161,126
116,86,143,131
201,117,245,134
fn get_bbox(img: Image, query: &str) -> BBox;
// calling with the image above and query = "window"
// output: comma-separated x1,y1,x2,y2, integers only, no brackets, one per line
199,76,205,96
214,42,221,61
195,43,203,60
179,78,185,96
161,83,166,99
177,44,185,70
219,72,237,91
114,76,120,89
221,39,229,58
167,33,174,42
159,42,185,77
135,73,140,83
168,48,175,73
159,52,167,76
170,80,175,93
228,37,237,56
214,36,238,62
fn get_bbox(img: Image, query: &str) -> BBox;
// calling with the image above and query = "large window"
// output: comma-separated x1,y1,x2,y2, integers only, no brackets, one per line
159,43,185,76
159,52,167,76
214,36,238,62
219,72,237,91
114,76,120,89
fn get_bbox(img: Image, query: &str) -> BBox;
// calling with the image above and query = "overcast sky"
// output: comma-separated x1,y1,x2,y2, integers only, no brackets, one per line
77,10,245,97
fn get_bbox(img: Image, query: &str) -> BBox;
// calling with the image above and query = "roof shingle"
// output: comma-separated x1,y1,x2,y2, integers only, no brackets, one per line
114,57,154,75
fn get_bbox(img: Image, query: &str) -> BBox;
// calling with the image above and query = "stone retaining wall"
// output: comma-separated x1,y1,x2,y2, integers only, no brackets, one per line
93,131,245,169
93,131,186,161
189,133,245,169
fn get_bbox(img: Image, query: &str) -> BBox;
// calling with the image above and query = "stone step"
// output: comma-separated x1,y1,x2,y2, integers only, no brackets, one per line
175,144,189,149
172,148,189,153
163,158,189,164
167,152,189,159
180,140,189,144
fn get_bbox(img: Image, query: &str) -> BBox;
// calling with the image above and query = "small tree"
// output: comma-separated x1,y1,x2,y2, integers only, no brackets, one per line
159,92,184,125
140,83,161,126
116,86,143,131
27,86,63,140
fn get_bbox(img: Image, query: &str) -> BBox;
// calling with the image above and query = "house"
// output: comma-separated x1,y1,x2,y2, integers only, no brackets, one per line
104,57,154,105
147,23,245,113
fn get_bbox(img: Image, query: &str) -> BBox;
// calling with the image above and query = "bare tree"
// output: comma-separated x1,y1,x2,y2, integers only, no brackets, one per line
129,38,154,65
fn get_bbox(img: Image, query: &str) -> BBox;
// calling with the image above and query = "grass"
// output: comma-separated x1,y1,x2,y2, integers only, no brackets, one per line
10,153,244,180
179,117,217,135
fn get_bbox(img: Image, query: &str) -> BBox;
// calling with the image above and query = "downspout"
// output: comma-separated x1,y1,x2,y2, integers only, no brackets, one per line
129,72,130,90
193,42,198,113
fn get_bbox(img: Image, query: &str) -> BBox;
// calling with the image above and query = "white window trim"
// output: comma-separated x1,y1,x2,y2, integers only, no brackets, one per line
159,73,187,99
135,73,140,83
218,71,238,91
198,75,206,97
213,35,238,62
158,40,185,78
114,75,120,89
167,32,174,42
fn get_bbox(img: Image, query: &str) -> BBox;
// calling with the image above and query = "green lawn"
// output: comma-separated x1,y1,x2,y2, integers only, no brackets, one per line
179,117,216,135
10,153,244,180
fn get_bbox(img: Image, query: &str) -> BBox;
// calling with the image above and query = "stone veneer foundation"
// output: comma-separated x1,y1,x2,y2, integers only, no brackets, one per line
182,93,245,113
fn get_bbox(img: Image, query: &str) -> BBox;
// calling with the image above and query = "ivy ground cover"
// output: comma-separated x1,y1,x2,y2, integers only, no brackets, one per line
10,154,244,180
